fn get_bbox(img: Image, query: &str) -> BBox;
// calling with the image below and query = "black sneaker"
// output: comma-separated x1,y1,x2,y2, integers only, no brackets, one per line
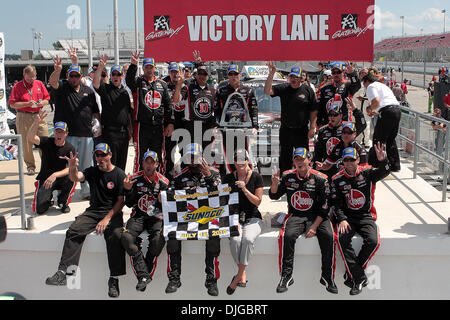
165,279,182,294
276,276,294,293
136,276,152,292
205,279,219,296
320,277,338,294
350,280,364,296
60,204,70,213
108,277,120,298
343,272,354,288
45,270,66,286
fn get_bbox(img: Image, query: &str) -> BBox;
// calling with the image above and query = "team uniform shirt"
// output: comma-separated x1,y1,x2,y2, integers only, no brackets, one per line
84,77,103,113
35,137,74,181
313,109,367,164
94,82,132,129
125,64,173,127
180,79,217,130
165,80,188,129
325,141,368,179
444,94,450,120
82,166,126,215
52,80,99,137
331,161,390,222
269,169,330,220
317,73,361,125
215,82,259,129
8,79,50,113
271,82,317,129
172,166,221,190
124,171,169,219
366,81,399,112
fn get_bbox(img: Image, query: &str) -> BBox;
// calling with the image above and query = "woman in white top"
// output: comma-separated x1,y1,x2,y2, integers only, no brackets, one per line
362,73,401,172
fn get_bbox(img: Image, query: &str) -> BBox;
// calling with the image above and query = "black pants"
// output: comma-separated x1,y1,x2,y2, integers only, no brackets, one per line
32,178,76,214
278,214,336,281
369,106,401,171
219,128,252,175
120,213,165,279
57,211,126,277
101,128,130,171
133,122,164,172
279,126,309,173
337,218,380,282
166,238,221,282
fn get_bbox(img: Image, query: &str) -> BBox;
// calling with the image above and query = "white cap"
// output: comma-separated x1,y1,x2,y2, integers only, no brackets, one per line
324,70,332,76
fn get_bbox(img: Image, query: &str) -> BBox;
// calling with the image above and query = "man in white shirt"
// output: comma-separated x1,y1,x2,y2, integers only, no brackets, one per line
363,74,401,172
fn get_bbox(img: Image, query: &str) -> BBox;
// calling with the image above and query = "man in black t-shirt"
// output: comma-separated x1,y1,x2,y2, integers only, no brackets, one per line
93,54,133,171
27,112,75,214
49,58,100,200
264,62,318,173
45,143,126,298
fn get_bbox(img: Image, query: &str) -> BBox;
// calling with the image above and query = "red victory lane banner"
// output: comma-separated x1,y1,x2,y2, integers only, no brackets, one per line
144,0,374,62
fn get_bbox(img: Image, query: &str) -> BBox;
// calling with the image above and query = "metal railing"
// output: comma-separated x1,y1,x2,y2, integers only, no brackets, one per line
0,134,27,229
397,105,450,201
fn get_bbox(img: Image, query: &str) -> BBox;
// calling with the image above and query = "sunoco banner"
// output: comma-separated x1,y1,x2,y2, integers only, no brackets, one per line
144,0,374,61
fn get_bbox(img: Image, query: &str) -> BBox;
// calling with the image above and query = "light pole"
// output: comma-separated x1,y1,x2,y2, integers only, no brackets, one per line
400,16,405,81
114,0,119,65
31,28,35,55
423,36,446,87
134,0,139,51
443,10,446,33
87,0,93,67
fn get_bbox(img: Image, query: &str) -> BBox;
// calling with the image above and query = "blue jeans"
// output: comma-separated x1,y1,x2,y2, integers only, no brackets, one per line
66,136,94,198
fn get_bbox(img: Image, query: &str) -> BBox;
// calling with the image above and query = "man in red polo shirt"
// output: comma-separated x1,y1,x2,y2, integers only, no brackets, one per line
8,65,50,175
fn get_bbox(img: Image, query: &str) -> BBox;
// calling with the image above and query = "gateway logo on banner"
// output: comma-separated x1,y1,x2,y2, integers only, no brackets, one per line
143,0,374,61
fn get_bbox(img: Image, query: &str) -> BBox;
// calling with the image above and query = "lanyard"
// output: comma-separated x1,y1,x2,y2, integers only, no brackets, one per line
23,80,33,100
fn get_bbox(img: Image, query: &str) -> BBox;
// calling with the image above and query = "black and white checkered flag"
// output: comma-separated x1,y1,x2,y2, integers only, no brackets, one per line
162,184,240,240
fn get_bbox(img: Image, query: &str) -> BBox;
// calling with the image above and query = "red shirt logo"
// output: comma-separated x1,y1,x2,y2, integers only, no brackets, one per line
326,137,340,155
290,191,314,211
138,194,156,212
144,91,162,110
346,189,366,210
107,182,115,189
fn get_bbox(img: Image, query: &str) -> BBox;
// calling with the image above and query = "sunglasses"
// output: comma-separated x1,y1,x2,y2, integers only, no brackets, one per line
332,70,342,75
69,74,81,78
342,130,354,135
101,73,107,77
111,72,121,77
228,72,239,76
197,72,208,76
343,158,357,162
94,152,108,157
328,113,340,117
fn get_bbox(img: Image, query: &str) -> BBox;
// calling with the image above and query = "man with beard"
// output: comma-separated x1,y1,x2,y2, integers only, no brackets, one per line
93,54,133,171
119,150,169,292
45,143,126,298
269,147,337,294
27,111,76,214
264,62,317,173
49,57,100,200
215,64,259,175
165,143,222,296
317,62,361,127
126,51,173,172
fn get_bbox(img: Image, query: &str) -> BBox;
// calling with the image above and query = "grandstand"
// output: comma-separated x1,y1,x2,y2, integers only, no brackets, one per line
40,30,145,60
374,32,450,63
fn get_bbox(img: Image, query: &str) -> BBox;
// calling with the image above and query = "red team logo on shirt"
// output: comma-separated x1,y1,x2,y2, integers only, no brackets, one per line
107,182,115,189
290,191,314,211
326,137,340,155
138,194,156,212
144,91,162,110
346,189,366,210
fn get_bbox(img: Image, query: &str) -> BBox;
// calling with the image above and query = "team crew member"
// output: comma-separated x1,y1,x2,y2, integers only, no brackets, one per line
93,54,133,171
314,96,366,173
331,143,390,295
119,150,169,292
27,113,76,214
363,74,401,171
215,64,259,174
316,122,368,178
264,62,318,173
269,148,337,294
317,62,361,127
8,65,50,175
165,143,222,296
49,57,100,200
173,63,218,152
126,51,173,172
45,143,126,298
223,149,264,295
164,62,188,178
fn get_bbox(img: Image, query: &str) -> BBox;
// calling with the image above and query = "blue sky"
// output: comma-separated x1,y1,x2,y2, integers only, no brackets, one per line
0,0,448,54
